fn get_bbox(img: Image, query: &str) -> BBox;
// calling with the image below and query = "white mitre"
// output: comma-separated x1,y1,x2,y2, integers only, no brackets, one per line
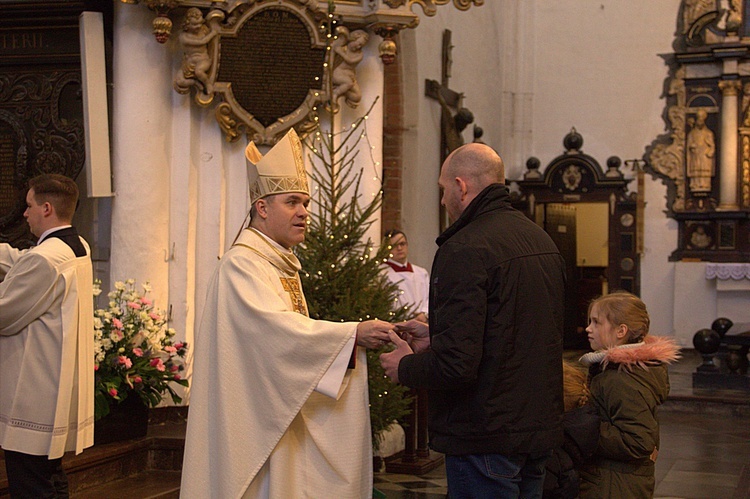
245,128,309,203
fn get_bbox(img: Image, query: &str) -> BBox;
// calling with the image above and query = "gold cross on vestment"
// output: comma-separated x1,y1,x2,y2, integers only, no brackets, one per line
280,277,308,316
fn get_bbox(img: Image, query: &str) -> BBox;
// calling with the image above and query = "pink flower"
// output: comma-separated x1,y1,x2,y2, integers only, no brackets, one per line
127,301,142,310
170,364,179,372
117,355,133,369
94,364,99,371
149,312,160,321
133,376,143,384
140,297,152,306
133,348,144,357
164,346,177,354
112,318,123,329
108,388,118,397
173,374,181,381
174,342,184,350
150,358,166,372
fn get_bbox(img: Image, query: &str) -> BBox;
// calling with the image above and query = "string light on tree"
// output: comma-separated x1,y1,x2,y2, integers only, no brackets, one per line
297,0,411,452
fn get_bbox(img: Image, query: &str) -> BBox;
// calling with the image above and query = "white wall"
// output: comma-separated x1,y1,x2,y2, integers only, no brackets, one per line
530,1,683,336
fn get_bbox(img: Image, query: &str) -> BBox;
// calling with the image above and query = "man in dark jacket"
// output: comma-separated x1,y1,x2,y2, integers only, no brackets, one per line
381,142,566,498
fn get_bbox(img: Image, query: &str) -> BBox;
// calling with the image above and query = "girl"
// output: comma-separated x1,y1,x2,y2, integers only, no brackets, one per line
578,291,680,498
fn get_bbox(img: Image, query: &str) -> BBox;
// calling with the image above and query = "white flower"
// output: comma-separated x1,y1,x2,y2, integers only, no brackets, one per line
114,281,126,291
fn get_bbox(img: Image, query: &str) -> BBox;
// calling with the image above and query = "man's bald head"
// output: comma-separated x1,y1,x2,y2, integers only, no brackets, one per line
443,143,505,190
439,143,506,223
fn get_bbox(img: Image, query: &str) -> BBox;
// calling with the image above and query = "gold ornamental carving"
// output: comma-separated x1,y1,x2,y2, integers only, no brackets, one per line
742,134,750,206
648,67,687,211
121,0,485,143
407,0,484,15
718,79,742,96
174,1,330,145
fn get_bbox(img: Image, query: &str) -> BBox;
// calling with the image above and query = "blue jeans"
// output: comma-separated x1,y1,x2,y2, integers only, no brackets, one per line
445,451,552,499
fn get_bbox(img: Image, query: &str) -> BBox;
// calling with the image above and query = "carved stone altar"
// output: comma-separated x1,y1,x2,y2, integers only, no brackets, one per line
647,0,750,261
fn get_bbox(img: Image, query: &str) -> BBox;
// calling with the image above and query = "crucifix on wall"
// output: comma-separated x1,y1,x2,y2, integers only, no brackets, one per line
425,29,475,232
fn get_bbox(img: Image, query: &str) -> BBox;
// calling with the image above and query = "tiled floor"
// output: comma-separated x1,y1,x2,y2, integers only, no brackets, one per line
374,350,750,499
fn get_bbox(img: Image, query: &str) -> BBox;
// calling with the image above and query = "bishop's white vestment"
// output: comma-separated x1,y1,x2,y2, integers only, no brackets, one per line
383,259,430,318
181,228,372,498
0,231,95,459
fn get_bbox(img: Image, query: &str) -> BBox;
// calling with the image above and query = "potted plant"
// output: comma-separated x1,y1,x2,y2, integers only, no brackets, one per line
93,279,188,443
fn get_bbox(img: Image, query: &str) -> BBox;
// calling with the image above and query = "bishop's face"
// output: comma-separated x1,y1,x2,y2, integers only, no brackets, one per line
262,192,310,249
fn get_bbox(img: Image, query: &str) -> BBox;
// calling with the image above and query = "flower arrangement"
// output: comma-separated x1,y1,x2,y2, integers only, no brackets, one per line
93,279,189,420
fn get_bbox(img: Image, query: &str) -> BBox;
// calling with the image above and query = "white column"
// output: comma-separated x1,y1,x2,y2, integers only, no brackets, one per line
718,79,741,210
111,3,172,306
340,39,384,247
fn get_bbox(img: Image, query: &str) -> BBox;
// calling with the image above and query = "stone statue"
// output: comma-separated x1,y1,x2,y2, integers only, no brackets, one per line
330,27,369,110
717,0,742,32
174,8,222,102
437,89,474,154
686,109,715,194
690,225,712,248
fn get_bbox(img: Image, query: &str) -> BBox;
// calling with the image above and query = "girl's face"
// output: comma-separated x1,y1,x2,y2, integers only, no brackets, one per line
586,303,625,351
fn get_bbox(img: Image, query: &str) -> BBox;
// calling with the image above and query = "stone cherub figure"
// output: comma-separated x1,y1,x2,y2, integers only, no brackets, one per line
174,8,223,102
329,27,369,110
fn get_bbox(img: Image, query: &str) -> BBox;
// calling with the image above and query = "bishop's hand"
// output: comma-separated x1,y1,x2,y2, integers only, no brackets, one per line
355,319,393,349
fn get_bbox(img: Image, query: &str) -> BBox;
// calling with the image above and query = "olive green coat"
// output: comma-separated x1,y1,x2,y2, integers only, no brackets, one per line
578,336,681,499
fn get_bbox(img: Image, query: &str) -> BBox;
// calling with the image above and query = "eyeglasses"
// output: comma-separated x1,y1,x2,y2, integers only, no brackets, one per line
391,241,407,248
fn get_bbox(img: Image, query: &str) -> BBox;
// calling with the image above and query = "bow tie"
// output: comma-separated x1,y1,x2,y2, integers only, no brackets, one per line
386,261,413,273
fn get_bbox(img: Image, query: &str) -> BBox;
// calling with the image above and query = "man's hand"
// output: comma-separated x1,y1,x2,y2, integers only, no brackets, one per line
414,312,428,323
379,331,413,383
356,319,393,349
394,319,430,354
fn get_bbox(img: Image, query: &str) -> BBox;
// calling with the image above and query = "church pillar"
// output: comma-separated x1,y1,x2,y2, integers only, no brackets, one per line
718,79,741,210
110,2,172,305
341,39,384,244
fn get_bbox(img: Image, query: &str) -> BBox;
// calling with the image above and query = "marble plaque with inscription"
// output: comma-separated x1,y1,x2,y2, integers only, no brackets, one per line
217,8,325,129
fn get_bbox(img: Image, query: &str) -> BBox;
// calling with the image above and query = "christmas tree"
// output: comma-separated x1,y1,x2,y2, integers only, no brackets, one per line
298,104,413,450
297,4,413,451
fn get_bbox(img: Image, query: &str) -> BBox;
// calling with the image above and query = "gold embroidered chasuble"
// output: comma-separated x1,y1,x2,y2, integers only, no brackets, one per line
181,228,372,498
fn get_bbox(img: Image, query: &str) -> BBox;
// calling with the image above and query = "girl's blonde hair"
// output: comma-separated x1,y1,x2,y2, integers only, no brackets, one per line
588,291,650,344
562,360,589,411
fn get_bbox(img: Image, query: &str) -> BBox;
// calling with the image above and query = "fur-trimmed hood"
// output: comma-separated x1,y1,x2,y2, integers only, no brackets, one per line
579,335,682,372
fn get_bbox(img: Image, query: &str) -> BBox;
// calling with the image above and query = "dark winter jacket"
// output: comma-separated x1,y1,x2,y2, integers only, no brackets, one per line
578,336,681,499
398,183,566,456
543,404,600,498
